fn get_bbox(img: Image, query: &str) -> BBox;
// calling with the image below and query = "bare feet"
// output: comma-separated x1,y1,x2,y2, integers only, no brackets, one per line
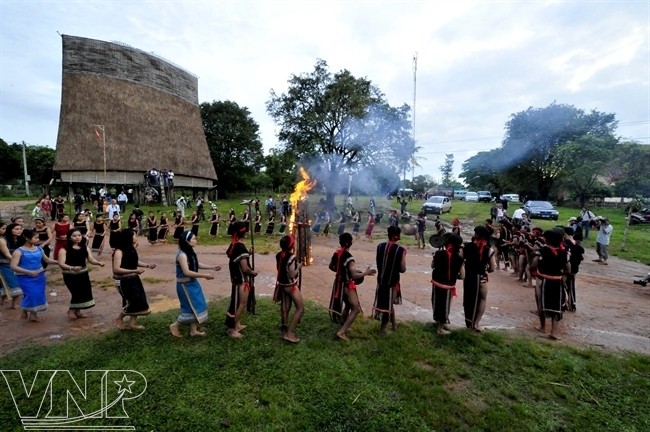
190,330,206,337
29,315,43,322
67,311,78,320
534,326,546,334
227,329,243,338
236,324,247,332
128,324,145,330
548,334,561,341
283,333,300,343
169,323,182,338
114,318,126,329
437,328,451,335
336,332,349,341
472,327,483,333
75,311,88,318
20,310,28,319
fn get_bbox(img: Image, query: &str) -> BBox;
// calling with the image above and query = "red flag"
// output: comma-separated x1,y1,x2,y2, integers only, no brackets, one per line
94,127,102,140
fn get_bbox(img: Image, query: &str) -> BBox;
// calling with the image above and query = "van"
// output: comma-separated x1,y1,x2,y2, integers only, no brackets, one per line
453,190,468,200
477,191,492,202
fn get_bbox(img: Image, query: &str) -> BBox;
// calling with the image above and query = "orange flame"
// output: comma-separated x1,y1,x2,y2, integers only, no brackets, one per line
289,167,316,233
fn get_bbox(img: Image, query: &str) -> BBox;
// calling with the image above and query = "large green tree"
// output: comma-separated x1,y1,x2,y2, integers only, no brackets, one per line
266,59,413,208
200,100,265,198
0,139,22,183
605,141,650,198
264,147,299,192
501,102,617,199
439,154,454,188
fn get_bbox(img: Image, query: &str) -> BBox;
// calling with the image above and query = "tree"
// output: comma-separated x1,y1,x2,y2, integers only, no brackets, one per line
0,139,22,183
605,142,650,198
267,59,412,209
264,147,299,192
439,154,454,188
200,100,265,198
411,174,437,193
500,102,617,199
554,135,616,206
25,144,56,187
460,148,513,194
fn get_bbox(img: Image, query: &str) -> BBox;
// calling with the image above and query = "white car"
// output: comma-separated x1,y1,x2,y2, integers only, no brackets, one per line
422,196,452,215
502,194,520,202
465,192,479,202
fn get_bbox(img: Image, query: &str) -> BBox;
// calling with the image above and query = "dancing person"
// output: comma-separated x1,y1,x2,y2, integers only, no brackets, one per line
209,208,220,237
265,213,275,235
328,232,377,341
10,229,58,322
372,226,406,334
108,212,121,250
254,210,262,235
0,223,23,308
451,218,461,237
169,231,221,338
273,235,304,343
127,213,140,236
226,209,236,236
58,228,105,319
225,221,258,338
33,217,53,261
172,211,185,242
72,212,90,238
146,212,158,245
431,234,465,334
530,229,570,340
112,229,155,330
278,213,287,235
90,214,107,256
364,212,375,239
462,226,495,332
52,214,72,260
563,227,584,311
157,212,169,244
190,210,200,237
351,211,361,239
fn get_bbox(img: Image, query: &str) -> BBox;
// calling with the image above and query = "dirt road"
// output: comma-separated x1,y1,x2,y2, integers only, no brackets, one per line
1,201,649,355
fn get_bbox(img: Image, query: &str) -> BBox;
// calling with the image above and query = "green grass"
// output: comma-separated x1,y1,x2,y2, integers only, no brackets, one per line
0,299,648,431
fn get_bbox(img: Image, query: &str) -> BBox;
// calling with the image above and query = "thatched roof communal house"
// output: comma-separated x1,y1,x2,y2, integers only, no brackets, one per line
53,35,217,191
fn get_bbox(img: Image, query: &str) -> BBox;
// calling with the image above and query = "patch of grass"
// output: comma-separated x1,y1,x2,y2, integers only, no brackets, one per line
0,299,647,431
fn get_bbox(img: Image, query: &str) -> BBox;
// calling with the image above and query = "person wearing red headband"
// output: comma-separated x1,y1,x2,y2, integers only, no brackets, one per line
530,229,570,340
431,234,464,334
462,226,495,332
273,235,304,343
225,221,258,338
372,226,406,333
329,232,377,341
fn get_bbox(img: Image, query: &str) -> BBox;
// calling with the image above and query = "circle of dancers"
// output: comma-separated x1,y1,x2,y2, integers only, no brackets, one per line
0,211,592,343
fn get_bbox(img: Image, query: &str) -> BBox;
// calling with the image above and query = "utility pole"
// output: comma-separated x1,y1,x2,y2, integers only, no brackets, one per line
412,52,418,182
22,141,30,195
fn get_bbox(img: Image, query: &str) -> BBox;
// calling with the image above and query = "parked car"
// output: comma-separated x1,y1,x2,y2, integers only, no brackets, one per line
501,193,520,202
629,208,650,225
477,191,492,203
523,200,559,220
465,192,479,202
422,196,452,215
453,190,468,200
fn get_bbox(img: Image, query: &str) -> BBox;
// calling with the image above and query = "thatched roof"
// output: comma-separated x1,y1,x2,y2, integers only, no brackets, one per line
54,35,217,183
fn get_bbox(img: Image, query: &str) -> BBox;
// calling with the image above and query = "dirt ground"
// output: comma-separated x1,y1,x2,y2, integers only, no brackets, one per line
1,201,649,356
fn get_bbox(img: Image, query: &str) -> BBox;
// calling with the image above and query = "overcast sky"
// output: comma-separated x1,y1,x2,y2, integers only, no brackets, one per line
1,0,648,181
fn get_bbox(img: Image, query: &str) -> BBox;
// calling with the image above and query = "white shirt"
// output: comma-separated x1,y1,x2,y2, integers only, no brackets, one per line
596,223,613,245
513,208,525,219
107,204,120,220
118,193,128,203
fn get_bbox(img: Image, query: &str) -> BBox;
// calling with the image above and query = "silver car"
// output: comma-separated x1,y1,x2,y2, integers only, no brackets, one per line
422,196,452,215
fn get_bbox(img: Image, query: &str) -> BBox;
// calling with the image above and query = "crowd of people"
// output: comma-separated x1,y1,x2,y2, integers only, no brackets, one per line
0,192,646,345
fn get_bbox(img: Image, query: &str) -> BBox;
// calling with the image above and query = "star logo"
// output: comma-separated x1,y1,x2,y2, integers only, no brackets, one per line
114,374,136,394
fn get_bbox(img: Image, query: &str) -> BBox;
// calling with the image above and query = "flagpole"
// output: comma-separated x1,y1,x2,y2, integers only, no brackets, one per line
94,125,106,189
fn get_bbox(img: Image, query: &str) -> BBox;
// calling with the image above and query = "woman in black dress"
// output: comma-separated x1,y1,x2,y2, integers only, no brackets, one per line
108,213,121,250
172,211,185,242
254,210,262,234
147,212,158,245
209,209,220,237
190,210,200,237
90,214,107,256
112,229,155,330
58,228,105,319
33,217,53,262
157,213,169,243
127,213,140,235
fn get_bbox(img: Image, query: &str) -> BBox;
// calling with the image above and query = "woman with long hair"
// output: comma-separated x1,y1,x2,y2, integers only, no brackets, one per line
0,223,23,308
225,221,258,338
190,210,200,237
169,231,221,338
89,214,107,256
112,229,155,330
157,212,169,243
52,214,72,260
209,208,220,237
33,217,53,261
108,213,121,250
127,213,140,236
431,234,465,334
10,229,58,322
58,228,105,319
146,212,158,245
172,211,185,242
254,210,262,235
